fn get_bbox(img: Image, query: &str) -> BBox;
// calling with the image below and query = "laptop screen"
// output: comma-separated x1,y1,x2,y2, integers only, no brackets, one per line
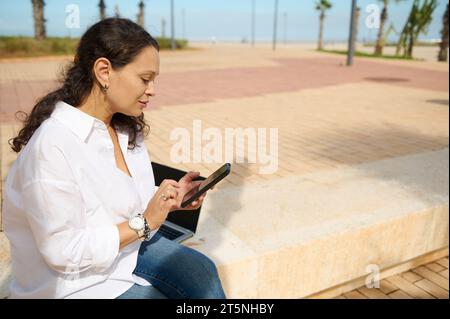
151,162,205,233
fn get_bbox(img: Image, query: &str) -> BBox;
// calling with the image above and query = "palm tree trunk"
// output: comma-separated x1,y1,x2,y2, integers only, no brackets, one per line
99,0,106,20
354,7,361,49
395,29,404,56
438,4,449,62
137,1,145,27
32,0,46,40
396,0,417,57
406,31,415,58
318,12,324,50
375,0,388,55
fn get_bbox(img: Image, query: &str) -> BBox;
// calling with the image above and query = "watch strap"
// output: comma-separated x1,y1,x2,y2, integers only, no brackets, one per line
140,214,152,241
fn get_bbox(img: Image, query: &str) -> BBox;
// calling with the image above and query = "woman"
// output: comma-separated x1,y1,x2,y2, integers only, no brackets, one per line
2,18,226,299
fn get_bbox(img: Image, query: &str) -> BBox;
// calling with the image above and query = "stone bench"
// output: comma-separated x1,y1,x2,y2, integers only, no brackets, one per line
183,149,449,297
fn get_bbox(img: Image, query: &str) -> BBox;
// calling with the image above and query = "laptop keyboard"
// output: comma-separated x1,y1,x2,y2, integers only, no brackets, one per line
157,224,185,240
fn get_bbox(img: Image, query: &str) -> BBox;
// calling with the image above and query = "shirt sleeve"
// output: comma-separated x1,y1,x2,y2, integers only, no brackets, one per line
21,143,120,275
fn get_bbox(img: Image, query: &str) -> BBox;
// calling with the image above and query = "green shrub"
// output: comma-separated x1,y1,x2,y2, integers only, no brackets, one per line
0,36,189,58
156,37,189,50
0,36,79,57
317,48,417,60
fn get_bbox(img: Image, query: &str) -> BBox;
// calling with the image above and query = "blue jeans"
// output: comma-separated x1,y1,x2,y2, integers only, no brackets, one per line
116,233,226,299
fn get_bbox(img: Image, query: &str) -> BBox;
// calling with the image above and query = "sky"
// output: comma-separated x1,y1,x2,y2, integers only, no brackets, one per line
0,0,448,43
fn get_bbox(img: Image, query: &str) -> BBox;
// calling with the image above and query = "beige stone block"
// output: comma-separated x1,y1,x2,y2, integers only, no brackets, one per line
185,149,449,298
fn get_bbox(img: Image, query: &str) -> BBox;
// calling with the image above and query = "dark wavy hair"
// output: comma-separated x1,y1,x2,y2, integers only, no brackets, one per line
9,18,159,153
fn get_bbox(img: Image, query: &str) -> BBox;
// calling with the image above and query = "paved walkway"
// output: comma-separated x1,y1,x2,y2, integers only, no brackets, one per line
338,256,449,299
2,46,447,184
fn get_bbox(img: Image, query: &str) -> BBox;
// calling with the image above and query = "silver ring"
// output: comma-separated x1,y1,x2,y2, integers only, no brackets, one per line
160,194,168,201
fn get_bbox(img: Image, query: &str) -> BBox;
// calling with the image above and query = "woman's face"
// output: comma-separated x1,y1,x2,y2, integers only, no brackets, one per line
107,46,160,117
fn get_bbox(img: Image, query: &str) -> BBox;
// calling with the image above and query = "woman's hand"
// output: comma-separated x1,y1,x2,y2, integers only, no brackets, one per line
174,171,209,211
143,179,180,230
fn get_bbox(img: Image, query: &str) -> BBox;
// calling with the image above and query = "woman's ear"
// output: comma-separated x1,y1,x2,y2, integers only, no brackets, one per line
93,57,111,87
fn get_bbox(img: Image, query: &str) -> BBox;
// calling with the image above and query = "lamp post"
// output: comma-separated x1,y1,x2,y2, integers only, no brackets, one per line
272,0,279,50
182,8,186,40
251,0,255,47
347,0,357,66
171,0,176,50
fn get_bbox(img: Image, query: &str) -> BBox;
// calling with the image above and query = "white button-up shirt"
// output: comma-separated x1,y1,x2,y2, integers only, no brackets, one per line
3,101,157,298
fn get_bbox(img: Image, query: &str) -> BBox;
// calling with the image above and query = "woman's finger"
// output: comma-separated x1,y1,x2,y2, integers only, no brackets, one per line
163,184,179,198
189,196,206,208
160,179,180,188
191,181,202,188
180,171,200,183
166,198,178,210
164,183,178,193
189,201,197,207
161,188,177,202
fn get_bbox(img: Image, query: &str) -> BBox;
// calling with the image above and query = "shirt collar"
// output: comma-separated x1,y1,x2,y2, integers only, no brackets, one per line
51,101,130,150
51,101,99,142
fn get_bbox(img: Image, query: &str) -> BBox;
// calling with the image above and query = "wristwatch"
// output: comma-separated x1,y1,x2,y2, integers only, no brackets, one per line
128,214,152,241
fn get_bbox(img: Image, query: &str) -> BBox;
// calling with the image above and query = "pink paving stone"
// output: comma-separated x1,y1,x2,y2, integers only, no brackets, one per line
1,57,448,123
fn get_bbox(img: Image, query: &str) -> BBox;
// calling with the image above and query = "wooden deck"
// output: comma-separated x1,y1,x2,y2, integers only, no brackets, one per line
336,257,449,299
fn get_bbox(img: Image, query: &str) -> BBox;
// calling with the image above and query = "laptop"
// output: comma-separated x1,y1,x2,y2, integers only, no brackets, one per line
151,162,205,243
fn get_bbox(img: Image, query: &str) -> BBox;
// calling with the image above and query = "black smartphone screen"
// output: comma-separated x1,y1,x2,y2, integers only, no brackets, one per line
181,163,231,208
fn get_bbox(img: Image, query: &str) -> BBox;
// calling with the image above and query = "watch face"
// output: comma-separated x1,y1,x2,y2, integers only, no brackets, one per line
129,216,144,230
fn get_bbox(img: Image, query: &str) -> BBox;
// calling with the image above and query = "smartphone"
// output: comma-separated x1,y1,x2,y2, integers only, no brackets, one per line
181,163,231,208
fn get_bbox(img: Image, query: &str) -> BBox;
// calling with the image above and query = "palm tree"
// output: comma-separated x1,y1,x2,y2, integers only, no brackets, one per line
137,1,145,28
438,3,449,62
354,6,361,46
396,0,438,58
316,0,332,50
374,0,404,55
114,4,121,18
99,0,106,20
31,0,46,40
374,0,389,55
